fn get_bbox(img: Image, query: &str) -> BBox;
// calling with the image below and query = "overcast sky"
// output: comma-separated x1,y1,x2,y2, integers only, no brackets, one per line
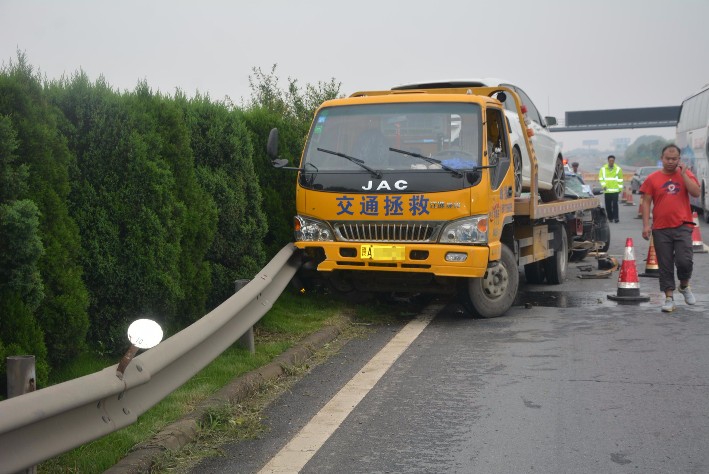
2,0,708,151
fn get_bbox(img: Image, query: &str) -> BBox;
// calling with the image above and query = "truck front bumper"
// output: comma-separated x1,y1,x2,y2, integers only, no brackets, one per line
295,241,497,278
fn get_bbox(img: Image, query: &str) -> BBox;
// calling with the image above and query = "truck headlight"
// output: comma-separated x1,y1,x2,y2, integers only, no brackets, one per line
439,216,488,244
295,215,334,242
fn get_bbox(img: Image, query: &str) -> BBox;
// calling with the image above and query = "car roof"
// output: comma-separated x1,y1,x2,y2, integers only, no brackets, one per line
392,78,513,90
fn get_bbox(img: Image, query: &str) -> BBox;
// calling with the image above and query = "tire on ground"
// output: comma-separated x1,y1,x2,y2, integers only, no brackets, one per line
543,225,568,284
460,244,519,318
524,260,545,283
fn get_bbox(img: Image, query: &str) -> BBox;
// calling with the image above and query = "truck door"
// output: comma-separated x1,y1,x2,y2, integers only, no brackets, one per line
487,107,511,190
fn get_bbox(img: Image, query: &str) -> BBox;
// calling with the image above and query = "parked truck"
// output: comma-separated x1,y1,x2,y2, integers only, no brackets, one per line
267,85,599,318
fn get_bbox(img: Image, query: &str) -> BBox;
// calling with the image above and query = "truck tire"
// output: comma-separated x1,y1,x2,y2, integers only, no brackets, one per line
524,261,545,283
543,225,568,284
460,245,519,318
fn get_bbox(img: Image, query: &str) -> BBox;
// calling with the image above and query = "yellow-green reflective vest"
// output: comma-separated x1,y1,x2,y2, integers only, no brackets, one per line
598,164,623,193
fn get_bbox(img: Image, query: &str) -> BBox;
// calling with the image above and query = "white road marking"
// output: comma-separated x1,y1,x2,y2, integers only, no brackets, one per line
258,305,439,473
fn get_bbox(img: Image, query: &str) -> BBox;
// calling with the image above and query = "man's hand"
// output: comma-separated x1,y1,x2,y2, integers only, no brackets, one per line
642,225,651,241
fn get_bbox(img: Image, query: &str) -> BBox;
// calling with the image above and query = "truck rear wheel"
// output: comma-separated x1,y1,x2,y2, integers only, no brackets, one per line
524,261,545,284
460,245,518,318
543,226,568,284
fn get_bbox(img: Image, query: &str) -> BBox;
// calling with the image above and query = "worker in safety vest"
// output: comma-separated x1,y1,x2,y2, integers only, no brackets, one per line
598,154,623,223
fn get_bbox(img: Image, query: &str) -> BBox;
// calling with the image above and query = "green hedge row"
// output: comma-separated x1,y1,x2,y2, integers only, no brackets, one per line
0,56,340,393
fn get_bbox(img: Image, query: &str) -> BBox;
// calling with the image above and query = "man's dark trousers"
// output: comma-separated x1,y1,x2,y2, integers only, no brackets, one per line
604,192,620,222
652,226,694,292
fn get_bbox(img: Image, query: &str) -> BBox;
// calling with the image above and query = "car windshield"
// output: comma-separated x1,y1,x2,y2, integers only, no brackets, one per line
564,173,590,198
302,102,482,172
639,167,657,177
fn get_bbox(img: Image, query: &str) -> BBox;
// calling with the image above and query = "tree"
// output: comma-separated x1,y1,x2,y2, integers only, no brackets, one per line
0,115,29,201
0,54,89,368
180,93,268,309
0,290,49,396
151,90,217,329
243,65,341,255
623,135,669,166
51,75,218,349
0,79,49,392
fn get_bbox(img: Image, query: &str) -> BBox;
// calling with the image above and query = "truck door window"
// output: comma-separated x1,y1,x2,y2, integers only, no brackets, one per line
487,107,511,189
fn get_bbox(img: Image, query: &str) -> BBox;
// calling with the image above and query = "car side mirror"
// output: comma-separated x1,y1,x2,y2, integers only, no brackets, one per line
592,185,603,195
545,116,558,126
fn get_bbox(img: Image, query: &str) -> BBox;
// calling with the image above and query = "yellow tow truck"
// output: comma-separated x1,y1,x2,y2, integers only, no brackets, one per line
267,85,599,318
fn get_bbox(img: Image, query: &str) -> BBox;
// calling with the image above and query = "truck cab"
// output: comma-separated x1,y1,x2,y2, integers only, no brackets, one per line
269,86,598,318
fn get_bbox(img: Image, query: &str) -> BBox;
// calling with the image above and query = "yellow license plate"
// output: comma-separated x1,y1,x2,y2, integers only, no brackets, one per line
360,245,405,261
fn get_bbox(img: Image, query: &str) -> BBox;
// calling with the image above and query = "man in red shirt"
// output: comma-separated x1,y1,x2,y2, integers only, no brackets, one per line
640,144,701,312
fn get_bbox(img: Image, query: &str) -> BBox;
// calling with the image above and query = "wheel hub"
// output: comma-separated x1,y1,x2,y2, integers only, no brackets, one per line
482,265,508,298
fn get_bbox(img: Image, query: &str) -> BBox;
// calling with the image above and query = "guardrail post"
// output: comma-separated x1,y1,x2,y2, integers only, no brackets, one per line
235,279,255,354
6,355,36,398
6,355,37,474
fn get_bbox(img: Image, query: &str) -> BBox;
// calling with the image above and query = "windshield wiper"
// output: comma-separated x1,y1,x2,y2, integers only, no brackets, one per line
316,148,382,179
389,147,500,177
303,162,319,173
388,147,465,177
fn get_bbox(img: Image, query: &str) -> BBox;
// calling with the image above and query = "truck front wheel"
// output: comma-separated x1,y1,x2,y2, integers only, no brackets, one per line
460,245,519,318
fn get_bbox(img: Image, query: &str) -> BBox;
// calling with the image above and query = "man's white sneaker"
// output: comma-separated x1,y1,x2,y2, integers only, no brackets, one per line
679,286,696,305
661,297,676,313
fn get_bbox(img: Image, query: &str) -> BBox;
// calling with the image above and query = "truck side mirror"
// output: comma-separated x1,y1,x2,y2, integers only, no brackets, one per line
466,169,482,186
267,128,279,159
545,116,558,126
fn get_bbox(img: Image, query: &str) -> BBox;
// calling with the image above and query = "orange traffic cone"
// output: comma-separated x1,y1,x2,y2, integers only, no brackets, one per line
624,188,634,206
634,200,652,220
639,236,659,278
608,237,650,302
691,212,707,253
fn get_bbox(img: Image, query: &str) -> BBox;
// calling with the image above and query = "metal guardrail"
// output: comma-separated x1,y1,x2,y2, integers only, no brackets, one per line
0,244,301,474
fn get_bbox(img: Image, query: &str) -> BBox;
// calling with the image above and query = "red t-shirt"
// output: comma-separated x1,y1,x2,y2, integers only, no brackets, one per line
639,168,698,229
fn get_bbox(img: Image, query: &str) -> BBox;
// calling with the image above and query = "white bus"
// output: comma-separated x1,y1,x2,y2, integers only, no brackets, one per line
676,83,709,222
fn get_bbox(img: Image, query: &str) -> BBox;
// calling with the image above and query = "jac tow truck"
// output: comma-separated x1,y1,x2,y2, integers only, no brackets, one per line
267,85,599,318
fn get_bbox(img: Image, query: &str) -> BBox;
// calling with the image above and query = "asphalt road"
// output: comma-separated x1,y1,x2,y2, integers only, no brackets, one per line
193,202,709,473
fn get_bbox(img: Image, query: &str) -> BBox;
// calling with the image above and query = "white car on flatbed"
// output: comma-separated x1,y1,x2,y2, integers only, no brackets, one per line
392,79,565,202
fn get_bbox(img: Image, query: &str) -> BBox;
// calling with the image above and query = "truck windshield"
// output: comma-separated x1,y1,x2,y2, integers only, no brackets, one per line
303,102,482,172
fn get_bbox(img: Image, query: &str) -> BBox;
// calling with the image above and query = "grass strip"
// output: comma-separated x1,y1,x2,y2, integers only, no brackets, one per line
39,290,396,473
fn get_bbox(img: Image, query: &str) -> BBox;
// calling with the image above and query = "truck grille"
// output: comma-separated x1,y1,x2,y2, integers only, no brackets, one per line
334,221,441,243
